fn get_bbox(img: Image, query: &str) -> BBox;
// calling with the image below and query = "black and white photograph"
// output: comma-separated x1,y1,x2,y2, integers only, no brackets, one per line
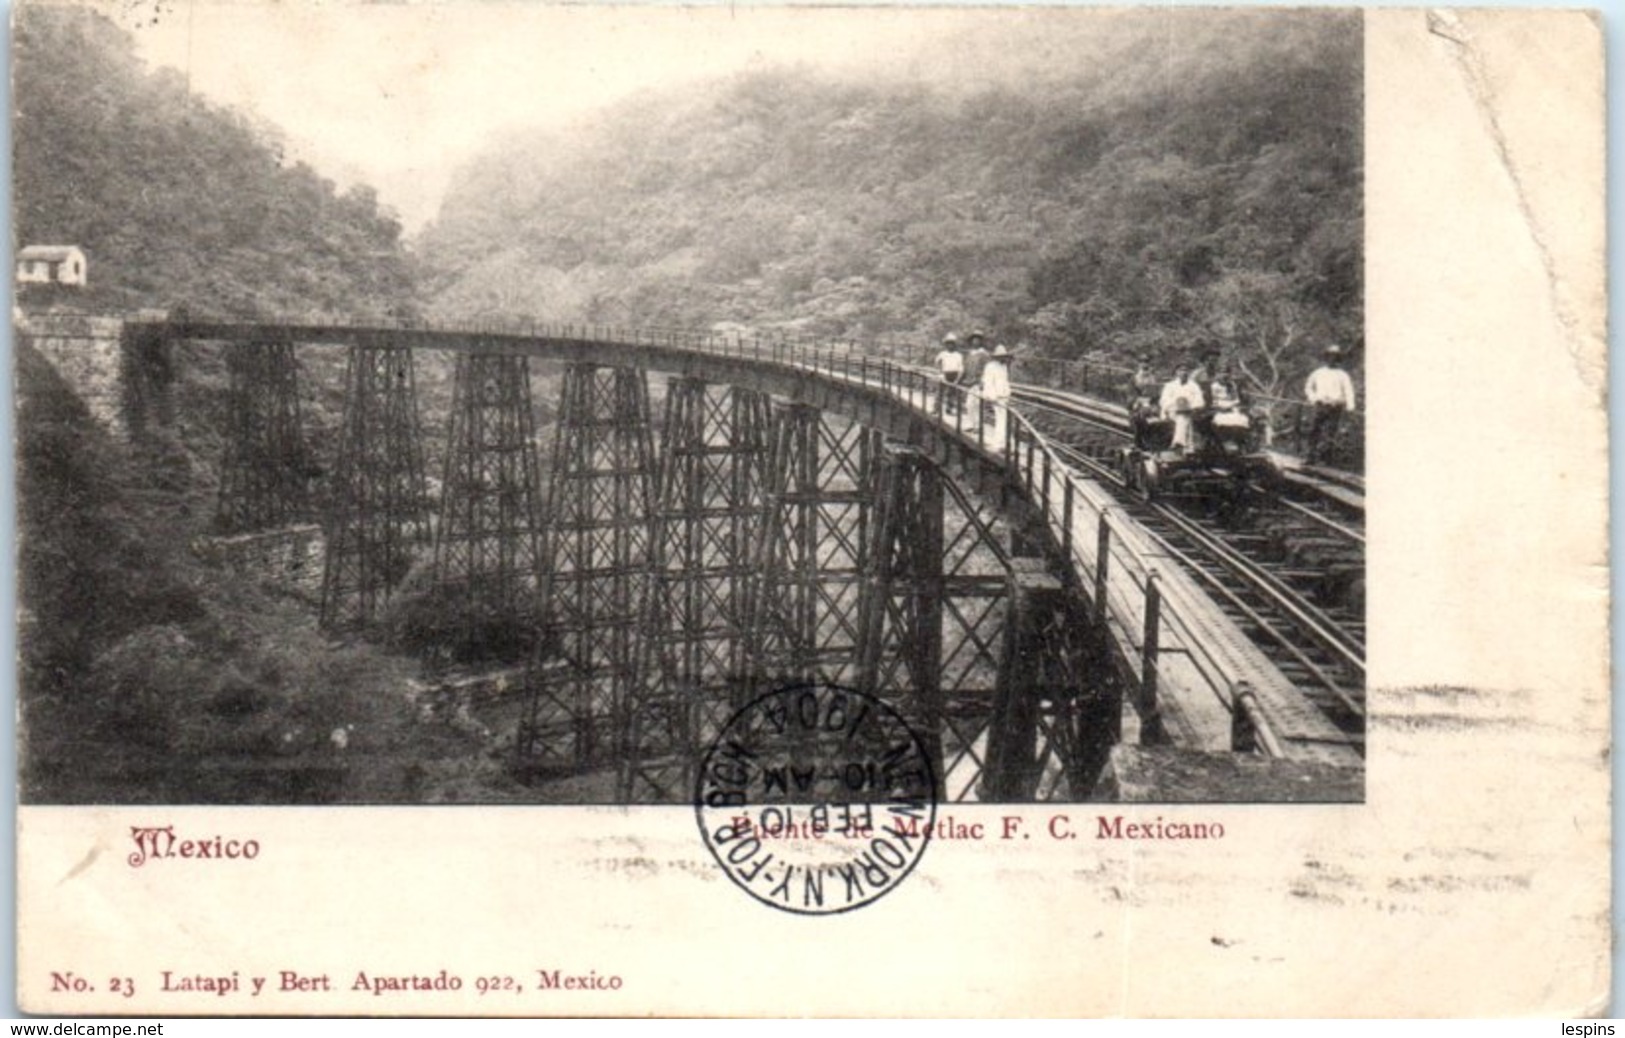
12,1,1612,1019
13,3,1366,807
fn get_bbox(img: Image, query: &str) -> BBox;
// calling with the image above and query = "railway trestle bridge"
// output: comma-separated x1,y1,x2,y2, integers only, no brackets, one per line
111,315,1361,803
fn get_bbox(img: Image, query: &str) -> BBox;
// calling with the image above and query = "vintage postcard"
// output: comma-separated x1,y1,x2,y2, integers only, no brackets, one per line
11,2,1607,1017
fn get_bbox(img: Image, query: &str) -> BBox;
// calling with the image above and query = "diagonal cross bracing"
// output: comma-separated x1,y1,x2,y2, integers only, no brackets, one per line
619,378,771,803
430,353,546,666
985,582,1122,801
215,343,311,533
745,403,880,691
519,364,657,775
857,446,1017,802
857,446,948,797
319,345,431,630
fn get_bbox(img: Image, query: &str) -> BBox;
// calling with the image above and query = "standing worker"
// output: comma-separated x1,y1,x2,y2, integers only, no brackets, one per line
1129,353,1159,408
1159,364,1205,453
1191,346,1222,387
964,331,991,389
1128,353,1160,447
935,333,965,418
1303,345,1358,465
980,343,1015,446
1207,363,1252,449
964,331,991,427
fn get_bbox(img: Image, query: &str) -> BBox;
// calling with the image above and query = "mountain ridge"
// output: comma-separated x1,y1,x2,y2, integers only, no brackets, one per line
417,9,1362,396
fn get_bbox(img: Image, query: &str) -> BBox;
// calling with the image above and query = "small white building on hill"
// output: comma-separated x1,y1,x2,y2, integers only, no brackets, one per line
17,245,87,286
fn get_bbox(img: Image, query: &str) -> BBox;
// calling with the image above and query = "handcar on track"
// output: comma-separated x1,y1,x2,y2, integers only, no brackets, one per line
1119,398,1279,521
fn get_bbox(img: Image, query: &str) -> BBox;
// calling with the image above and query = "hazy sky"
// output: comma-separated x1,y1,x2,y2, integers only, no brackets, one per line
118,2,990,234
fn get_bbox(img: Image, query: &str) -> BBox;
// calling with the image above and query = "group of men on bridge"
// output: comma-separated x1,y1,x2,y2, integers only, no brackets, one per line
933,329,1016,443
1127,344,1358,466
931,328,1359,467
1127,349,1254,457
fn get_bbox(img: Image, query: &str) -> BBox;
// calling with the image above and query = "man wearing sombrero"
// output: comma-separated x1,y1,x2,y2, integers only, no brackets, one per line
979,343,1016,445
935,332,965,418
1303,345,1358,466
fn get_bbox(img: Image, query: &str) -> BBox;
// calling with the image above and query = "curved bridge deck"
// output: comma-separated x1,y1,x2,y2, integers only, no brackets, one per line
133,316,1363,790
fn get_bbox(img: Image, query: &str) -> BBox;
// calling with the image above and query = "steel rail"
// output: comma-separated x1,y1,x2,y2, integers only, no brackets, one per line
143,311,1351,760
1154,503,1365,667
1272,495,1366,545
1048,430,1366,669
1010,390,1365,665
818,358,1295,754
1051,441,1365,722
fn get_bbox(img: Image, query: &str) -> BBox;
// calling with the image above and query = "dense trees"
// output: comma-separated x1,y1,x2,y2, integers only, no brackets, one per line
12,6,418,319
420,9,1361,396
13,6,1363,801
12,8,474,802
15,336,505,803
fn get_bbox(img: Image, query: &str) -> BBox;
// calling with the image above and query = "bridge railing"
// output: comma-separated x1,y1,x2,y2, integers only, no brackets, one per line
624,326,1284,756
1010,353,1364,474
1010,355,1135,402
150,312,1281,754
993,388,1279,754
839,351,1278,755
180,311,1360,474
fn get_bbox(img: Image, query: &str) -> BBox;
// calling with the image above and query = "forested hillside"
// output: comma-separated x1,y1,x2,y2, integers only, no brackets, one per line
13,5,417,317
13,7,515,803
420,9,1361,396
16,339,515,803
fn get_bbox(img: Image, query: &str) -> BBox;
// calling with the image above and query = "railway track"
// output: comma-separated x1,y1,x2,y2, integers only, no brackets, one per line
1013,383,1366,750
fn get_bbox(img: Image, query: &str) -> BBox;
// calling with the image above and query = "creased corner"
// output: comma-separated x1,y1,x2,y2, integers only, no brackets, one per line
1426,8,1605,401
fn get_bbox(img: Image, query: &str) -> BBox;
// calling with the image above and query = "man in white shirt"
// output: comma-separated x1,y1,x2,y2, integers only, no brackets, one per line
1159,364,1205,453
935,332,965,417
964,331,990,388
1303,345,1358,465
979,343,1014,446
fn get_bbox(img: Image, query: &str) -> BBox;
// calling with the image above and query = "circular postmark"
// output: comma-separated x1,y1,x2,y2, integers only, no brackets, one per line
694,682,938,915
